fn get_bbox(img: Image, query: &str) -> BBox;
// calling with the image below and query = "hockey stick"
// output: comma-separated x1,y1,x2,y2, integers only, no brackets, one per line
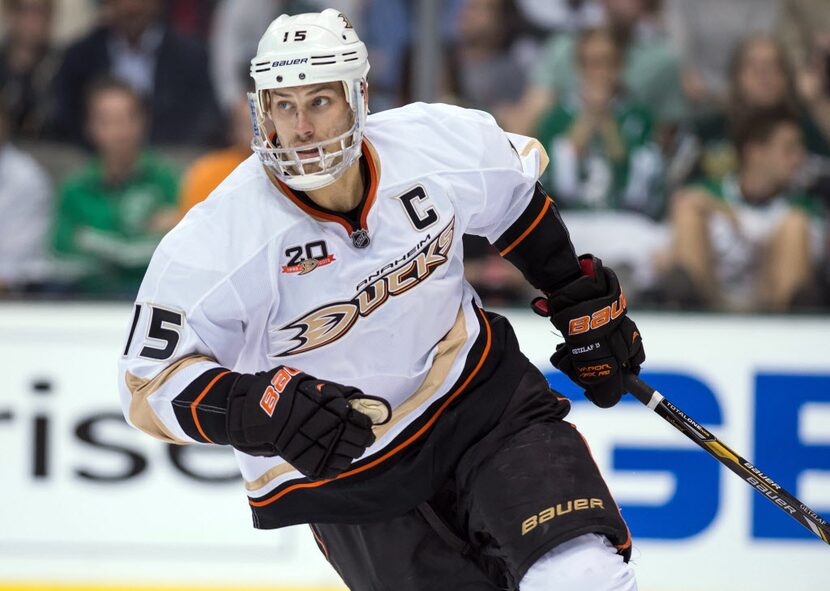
623,373,830,546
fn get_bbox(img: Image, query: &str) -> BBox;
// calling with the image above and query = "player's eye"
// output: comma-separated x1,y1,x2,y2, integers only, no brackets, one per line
275,101,293,112
311,96,331,108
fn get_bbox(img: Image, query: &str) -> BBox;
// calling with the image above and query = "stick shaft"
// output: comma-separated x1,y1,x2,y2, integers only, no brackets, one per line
624,373,830,545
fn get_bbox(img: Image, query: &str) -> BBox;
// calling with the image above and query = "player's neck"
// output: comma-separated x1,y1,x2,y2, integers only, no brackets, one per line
305,159,364,212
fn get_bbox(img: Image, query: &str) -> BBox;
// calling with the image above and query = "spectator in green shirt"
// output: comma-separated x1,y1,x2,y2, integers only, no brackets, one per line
52,77,179,297
534,27,668,301
499,0,686,138
536,27,664,217
668,106,825,311
690,34,830,182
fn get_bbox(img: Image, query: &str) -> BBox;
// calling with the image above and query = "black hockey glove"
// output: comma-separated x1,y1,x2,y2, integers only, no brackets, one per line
226,366,391,480
532,255,645,408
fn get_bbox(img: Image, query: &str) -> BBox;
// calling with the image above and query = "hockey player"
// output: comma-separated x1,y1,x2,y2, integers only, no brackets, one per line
118,9,644,590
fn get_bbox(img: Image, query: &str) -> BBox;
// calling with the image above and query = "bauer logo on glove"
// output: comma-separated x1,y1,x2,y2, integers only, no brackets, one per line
258,366,301,416
532,254,645,408
566,291,627,336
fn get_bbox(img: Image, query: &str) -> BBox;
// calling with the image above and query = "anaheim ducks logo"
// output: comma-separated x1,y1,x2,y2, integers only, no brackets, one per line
300,259,318,274
272,219,455,356
282,303,359,353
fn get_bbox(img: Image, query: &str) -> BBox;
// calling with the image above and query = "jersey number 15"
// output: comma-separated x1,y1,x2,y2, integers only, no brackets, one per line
122,303,184,361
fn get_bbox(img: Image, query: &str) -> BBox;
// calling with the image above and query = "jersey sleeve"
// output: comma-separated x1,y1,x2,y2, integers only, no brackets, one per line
436,106,581,294
116,229,256,446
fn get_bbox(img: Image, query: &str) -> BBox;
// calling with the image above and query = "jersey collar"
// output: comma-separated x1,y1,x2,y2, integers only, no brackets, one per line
270,140,381,245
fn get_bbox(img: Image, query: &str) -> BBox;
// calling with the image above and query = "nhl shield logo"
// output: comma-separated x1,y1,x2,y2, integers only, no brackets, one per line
350,229,370,249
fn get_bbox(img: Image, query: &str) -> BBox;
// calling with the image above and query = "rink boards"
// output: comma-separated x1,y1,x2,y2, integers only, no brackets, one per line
0,303,828,591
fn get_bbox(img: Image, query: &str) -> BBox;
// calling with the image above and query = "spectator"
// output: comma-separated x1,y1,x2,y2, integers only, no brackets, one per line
778,0,830,78
536,28,664,215
52,79,179,298
0,96,52,294
499,0,686,137
501,0,604,75
535,27,666,299
50,0,97,46
665,107,825,311
778,2,830,156
164,0,219,40
449,0,527,110
515,0,603,35
663,0,780,107
49,0,222,147
690,33,830,182
400,0,527,113
0,0,60,139
179,94,252,215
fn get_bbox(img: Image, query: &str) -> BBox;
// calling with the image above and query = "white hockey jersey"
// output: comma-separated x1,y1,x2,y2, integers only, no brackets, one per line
118,102,577,528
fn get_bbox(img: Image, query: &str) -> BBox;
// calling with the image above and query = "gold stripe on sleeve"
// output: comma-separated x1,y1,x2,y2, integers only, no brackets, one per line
125,355,216,445
521,138,549,177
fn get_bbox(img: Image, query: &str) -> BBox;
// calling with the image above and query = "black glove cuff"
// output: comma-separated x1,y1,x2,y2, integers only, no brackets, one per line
226,372,255,448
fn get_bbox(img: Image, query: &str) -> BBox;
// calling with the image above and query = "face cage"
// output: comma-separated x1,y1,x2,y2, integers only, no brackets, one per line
248,82,365,191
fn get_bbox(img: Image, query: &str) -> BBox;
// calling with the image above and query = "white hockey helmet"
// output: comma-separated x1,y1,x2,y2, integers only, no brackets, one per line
249,9,370,191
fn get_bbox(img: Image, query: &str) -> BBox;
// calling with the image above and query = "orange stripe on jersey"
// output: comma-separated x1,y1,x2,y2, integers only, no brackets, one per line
191,370,231,444
359,140,381,229
275,178,354,234
498,196,552,257
249,306,493,508
273,140,381,237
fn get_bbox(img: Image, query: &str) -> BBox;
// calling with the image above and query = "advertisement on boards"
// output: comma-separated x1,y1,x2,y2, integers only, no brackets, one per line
0,304,828,590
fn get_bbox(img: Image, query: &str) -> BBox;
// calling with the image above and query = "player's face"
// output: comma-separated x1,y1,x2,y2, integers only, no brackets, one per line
267,82,353,171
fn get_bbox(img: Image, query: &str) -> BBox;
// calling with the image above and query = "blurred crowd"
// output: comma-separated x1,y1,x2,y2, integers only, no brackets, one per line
1,0,829,312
